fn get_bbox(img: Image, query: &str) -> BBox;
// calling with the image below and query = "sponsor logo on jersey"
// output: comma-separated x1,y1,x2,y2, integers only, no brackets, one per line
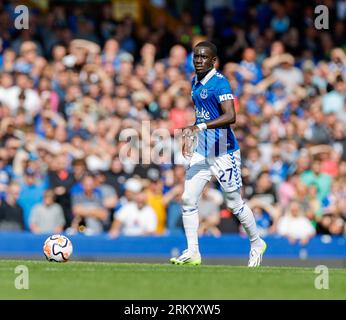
219,93,234,102
196,108,211,120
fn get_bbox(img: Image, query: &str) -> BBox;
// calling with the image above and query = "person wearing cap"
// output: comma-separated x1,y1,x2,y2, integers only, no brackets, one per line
122,177,143,203
109,179,157,238
114,179,142,209
272,53,303,93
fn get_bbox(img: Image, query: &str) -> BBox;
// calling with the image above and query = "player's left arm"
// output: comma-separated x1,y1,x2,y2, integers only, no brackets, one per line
185,78,236,133
185,99,236,133
204,78,236,129
201,98,236,129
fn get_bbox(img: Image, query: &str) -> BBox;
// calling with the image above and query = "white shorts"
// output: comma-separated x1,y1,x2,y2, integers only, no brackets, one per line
186,150,242,192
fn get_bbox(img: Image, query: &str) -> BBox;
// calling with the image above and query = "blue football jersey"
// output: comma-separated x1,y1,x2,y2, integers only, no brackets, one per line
191,68,239,157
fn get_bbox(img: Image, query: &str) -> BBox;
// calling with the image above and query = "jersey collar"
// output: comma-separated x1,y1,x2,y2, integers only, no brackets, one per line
195,68,216,86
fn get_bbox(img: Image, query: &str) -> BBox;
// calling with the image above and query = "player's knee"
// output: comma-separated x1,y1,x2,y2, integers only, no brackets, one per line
181,191,198,213
225,190,244,215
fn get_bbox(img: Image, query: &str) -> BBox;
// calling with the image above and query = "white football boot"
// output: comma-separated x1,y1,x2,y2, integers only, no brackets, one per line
248,239,267,267
170,249,202,266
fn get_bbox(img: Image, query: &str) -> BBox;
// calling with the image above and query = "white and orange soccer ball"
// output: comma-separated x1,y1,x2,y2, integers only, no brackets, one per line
43,235,73,262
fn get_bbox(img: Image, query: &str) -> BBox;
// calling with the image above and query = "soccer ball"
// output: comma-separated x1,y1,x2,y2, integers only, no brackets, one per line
43,235,73,262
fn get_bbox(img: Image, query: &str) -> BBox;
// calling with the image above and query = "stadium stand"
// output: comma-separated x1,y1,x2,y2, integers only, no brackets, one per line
0,1,345,263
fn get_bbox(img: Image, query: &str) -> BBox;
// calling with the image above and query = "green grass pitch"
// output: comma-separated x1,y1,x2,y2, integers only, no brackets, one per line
0,260,345,299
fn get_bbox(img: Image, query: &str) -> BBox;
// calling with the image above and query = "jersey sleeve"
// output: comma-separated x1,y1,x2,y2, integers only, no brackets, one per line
216,78,235,104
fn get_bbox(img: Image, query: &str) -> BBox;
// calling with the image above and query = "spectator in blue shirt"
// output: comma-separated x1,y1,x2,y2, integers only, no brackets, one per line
236,48,263,85
17,167,46,229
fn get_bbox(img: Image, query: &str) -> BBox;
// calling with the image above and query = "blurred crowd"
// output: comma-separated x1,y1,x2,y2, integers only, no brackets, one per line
0,1,345,244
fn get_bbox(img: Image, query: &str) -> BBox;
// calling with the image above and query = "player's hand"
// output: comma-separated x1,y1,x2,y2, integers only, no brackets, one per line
183,125,199,136
182,126,199,159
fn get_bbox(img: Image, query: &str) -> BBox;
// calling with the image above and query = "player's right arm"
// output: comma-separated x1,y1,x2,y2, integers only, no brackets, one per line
182,92,198,157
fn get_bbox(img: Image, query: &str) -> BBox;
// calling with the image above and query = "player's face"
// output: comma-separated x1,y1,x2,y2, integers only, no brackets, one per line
193,46,215,75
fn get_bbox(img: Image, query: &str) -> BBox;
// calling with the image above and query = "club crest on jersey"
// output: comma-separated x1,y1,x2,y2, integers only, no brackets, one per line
200,89,208,99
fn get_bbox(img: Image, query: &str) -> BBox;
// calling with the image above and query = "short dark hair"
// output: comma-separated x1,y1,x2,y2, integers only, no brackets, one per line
72,158,86,167
195,41,217,57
